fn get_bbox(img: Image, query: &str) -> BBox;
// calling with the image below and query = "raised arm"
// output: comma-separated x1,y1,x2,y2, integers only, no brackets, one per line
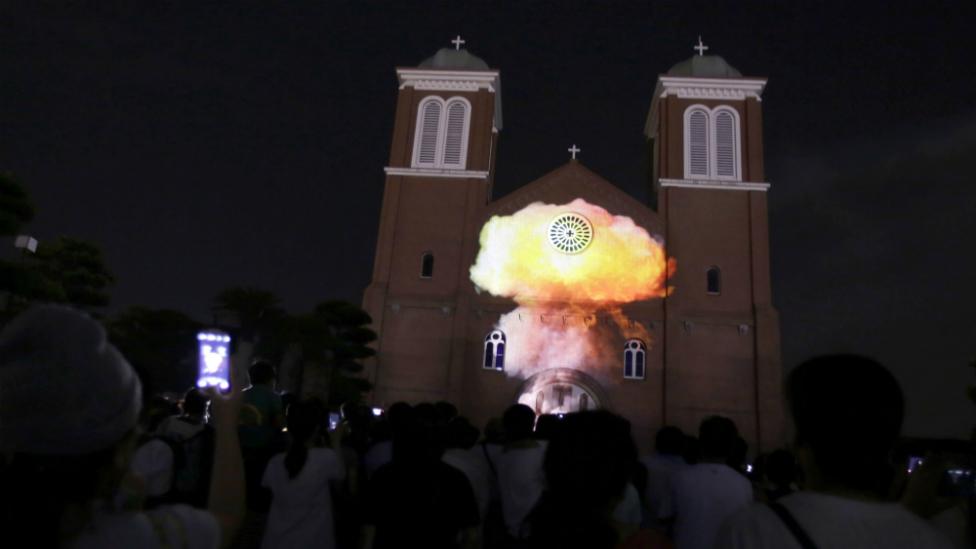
206,341,249,548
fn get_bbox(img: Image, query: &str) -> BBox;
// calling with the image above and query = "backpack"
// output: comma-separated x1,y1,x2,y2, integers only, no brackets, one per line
157,419,215,507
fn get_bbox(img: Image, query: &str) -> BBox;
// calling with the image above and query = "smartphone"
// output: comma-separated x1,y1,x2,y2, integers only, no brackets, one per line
328,412,340,431
939,468,976,498
371,407,384,417
197,330,232,393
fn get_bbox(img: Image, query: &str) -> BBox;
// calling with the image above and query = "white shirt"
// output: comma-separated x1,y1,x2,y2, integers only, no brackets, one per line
130,438,174,497
363,439,392,479
496,441,547,538
612,482,643,526
261,448,345,549
641,453,687,529
661,462,752,549
443,447,493,522
717,491,955,549
69,504,219,549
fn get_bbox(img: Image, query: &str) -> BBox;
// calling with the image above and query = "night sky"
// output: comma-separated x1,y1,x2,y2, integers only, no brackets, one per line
2,2,974,439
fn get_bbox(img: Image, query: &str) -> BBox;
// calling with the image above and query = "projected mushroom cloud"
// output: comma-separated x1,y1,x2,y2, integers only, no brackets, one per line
469,198,674,406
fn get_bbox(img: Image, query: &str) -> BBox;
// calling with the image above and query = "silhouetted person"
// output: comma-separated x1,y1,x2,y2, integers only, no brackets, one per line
362,411,479,549
443,417,492,524
435,401,459,423
763,449,797,502
528,411,667,549
718,354,952,548
661,416,752,549
533,414,562,441
727,436,748,476
156,387,216,506
241,360,284,450
640,426,688,531
240,360,284,511
0,306,245,548
682,435,701,465
363,401,411,479
261,400,344,549
496,404,547,541
126,396,179,508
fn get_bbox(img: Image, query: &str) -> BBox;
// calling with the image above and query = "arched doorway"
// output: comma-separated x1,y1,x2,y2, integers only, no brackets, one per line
515,368,609,415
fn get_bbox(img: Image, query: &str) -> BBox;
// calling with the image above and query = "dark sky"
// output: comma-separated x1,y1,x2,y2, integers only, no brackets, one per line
2,2,974,438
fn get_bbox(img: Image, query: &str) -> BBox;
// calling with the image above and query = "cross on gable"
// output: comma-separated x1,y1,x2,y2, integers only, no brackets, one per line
451,35,465,51
694,35,709,56
568,144,581,160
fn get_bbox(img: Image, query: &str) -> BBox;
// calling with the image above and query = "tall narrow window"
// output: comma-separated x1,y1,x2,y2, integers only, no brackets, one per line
420,253,434,279
483,330,506,370
686,108,710,177
579,393,589,411
411,96,471,169
714,109,738,178
623,339,646,380
683,105,741,181
414,99,442,167
442,100,469,168
707,266,721,295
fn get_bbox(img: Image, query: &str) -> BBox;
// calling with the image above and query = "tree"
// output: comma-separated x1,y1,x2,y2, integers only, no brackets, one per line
0,172,38,322
28,237,115,310
0,172,35,237
209,288,375,405
212,286,290,362
107,307,202,396
304,300,376,406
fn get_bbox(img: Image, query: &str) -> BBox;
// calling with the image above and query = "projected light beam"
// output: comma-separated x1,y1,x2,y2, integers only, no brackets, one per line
470,198,674,380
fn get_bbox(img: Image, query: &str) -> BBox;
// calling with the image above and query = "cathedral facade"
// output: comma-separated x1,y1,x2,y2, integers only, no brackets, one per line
363,44,784,452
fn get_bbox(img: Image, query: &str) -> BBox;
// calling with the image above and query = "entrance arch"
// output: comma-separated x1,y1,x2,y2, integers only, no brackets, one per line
515,368,610,415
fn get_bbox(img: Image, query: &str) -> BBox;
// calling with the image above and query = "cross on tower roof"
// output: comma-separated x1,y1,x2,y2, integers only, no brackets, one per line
568,144,581,160
694,35,709,56
451,35,466,51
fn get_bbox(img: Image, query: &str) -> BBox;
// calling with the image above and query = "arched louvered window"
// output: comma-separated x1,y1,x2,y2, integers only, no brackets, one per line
483,330,506,370
713,108,739,179
420,252,434,278
683,105,741,181
623,339,646,380
685,108,710,178
413,98,442,167
411,96,471,169
442,99,470,168
707,266,721,295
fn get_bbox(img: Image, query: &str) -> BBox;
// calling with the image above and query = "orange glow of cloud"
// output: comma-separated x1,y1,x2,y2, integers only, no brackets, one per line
470,199,673,304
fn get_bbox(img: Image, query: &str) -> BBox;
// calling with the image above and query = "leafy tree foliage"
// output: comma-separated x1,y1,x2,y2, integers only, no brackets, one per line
108,307,202,396
211,288,375,405
28,237,115,310
0,172,34,237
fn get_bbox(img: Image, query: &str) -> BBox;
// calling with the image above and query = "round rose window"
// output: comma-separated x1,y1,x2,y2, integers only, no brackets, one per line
548,213,593,254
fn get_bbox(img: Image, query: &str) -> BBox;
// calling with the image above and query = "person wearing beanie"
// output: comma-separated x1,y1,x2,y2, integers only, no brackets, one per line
0,305,246,548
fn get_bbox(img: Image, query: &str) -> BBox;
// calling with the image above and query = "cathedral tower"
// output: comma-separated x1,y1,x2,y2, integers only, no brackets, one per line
363,41,502,405
645,43,784,449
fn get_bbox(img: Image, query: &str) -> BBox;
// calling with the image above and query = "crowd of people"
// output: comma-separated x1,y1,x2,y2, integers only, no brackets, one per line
0,305,971,548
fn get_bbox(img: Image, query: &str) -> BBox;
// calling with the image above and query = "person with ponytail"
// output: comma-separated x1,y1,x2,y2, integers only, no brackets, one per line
260,400,345,549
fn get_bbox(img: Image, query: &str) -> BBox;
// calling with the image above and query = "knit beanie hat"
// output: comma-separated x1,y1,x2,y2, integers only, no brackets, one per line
0,305,142,455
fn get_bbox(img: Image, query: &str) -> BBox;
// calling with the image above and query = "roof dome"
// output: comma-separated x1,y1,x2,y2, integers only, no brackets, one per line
667,55,742,78
419,48,490,71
